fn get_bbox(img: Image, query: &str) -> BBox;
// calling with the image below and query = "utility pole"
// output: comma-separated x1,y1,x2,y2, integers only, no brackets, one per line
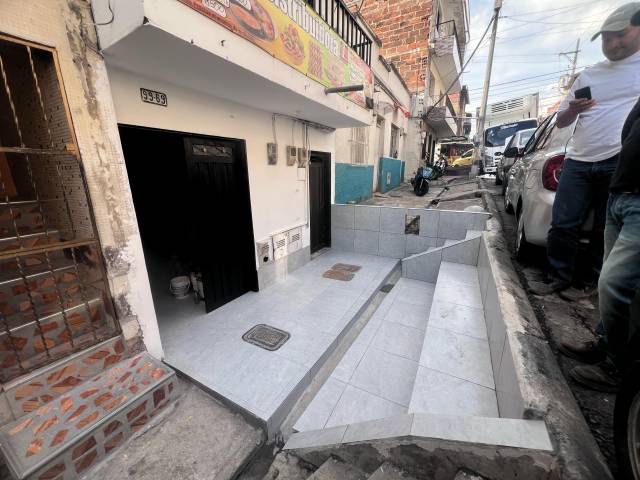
474,0,502,175
560,39,581,77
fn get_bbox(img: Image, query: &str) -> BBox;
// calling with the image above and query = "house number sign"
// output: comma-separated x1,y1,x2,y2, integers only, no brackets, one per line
140,88,167,107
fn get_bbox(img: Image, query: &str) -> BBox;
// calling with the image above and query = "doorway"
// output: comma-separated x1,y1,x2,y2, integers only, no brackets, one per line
309,151,331,253
119,125,257,315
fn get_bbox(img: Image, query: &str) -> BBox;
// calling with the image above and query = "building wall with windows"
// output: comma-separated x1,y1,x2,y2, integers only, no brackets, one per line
334,27,410,203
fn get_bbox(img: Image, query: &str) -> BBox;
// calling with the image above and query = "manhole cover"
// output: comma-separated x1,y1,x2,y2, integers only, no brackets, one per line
323,269,354,281
242,324,290,351
380,284,395,293
332,263,362,273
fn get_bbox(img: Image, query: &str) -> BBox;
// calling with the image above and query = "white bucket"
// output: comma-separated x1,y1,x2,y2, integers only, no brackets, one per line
169,275,191,299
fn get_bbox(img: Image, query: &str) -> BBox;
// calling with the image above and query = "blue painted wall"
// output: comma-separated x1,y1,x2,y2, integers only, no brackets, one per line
335,163,374,204
378,157,405,193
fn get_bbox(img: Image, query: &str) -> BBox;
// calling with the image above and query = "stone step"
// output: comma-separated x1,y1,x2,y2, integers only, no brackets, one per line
0,297,118,384
368,463,417,480
307,458,367,480
2,336,126,423
0,352,176,480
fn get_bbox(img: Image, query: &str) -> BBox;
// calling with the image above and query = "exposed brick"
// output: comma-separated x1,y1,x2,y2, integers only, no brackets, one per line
350,0,433,93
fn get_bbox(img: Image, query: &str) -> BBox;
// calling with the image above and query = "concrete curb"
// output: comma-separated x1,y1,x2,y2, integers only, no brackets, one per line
480,189,613,480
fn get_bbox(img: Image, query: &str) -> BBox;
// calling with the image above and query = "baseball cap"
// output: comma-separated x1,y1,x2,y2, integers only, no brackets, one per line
591,2,640,41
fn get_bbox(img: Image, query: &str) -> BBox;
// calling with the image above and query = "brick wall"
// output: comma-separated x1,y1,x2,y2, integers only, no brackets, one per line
347,0,432,94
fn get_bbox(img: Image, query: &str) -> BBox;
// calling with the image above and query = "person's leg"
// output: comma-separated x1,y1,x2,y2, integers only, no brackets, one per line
586,157,618,281
560,196,618,361
598,194,640,367
570,194,640,391
540,160,594,292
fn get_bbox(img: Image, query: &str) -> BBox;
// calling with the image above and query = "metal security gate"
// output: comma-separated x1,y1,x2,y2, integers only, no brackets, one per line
0,35,118,383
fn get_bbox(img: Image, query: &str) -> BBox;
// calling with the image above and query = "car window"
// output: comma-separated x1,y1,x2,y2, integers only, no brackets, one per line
523,115,554,155
517,129,536,147
538,118,574,151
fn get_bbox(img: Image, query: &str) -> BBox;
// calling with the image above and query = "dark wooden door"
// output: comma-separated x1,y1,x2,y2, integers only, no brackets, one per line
184,137,257,312
309,152,331,253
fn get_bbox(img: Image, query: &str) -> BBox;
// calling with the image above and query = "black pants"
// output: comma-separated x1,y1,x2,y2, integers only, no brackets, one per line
547,156,618,284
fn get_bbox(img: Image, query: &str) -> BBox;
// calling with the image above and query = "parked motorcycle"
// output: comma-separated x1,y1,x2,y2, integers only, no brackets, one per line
410,166,432,196
410,156,448,196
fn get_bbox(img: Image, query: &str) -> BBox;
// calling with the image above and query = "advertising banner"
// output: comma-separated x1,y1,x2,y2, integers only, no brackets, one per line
178,0,373,108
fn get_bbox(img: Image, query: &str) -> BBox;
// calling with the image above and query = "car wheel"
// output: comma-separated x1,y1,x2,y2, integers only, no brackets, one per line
514,208,532,260
615,362,640,480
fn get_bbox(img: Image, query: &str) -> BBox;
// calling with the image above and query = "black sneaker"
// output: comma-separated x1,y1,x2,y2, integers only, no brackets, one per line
569,362,621,393
528,278,571,296
558,339,606,364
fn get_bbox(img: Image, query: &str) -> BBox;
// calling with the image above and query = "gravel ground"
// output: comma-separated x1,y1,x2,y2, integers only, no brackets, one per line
481,178,618,477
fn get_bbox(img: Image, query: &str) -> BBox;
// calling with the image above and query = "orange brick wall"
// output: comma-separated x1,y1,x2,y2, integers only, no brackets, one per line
347,0,432,94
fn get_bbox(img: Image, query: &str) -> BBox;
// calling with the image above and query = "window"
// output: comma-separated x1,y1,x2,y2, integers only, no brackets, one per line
0,36,118,381
390,125,400,158
350,127,369,164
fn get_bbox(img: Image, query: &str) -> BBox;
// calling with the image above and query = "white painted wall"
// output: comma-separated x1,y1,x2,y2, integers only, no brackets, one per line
107,66,336,260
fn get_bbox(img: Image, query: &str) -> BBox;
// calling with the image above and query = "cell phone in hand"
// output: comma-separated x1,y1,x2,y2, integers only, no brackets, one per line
575,86,592,100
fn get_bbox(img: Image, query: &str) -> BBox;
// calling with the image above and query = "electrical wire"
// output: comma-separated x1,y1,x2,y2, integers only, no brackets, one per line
467,67,586,91
92,0,114,26
504,0,602,18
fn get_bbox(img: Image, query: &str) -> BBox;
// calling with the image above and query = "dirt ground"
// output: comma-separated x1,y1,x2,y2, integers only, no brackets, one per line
480,178,618,477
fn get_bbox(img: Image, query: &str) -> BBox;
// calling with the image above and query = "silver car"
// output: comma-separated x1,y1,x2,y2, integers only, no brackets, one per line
504,114,573,258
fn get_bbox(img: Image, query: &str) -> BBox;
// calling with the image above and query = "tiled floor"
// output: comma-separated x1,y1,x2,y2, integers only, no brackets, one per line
150,250,398,430
294,278,434,432
295,261,499,433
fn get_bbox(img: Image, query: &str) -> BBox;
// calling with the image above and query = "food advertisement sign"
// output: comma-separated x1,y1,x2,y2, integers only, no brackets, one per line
178,0,373,108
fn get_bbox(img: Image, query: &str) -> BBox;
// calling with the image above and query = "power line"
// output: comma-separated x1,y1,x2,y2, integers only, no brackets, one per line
468,67,584,91
502,17,601,26
504,0,601,17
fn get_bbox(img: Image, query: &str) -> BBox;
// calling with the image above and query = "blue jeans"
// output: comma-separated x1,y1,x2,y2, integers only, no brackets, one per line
598,194,640,368
548,157,618,283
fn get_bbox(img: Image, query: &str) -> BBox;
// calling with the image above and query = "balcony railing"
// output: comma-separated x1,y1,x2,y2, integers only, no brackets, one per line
434,20,463,67
307,0,373,65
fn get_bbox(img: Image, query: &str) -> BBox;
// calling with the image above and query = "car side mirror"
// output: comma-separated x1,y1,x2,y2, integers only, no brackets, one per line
504,146,519,158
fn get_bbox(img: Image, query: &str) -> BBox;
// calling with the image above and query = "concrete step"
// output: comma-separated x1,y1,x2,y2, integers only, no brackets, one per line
307,458,367,480
0,297,118,384
0,352,177,480
1,336,126,423
368,463,417,480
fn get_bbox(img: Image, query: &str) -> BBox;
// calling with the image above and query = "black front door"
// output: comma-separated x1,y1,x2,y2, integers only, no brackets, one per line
309,152,331,253
184,137,257,312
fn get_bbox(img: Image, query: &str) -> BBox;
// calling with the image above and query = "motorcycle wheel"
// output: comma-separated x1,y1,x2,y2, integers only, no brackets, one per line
416,180,430,196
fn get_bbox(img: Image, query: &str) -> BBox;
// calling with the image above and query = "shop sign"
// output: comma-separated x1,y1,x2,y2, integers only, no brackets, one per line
178,0,373,108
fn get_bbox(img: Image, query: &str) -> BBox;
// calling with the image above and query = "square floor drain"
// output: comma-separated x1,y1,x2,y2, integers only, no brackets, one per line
332,263,362,273
323,269,355,281
242,324,290,351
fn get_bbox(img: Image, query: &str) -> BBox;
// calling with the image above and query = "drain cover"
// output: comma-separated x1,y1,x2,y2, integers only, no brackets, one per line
323,269,355,281
380,284,395,293
242,324,290,351
332,263,362,273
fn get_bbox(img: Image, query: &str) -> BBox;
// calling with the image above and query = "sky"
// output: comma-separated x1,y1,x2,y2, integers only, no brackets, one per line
465,0,630,121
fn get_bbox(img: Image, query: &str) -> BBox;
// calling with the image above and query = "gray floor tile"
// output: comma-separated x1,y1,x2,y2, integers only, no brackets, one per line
274,326,336,368
380,207,407,234
409,367,498,417
294,377,347,432
435,282,483,309
428,300,487,340
406,235,437,255
355,230,380,255
438,262,481,287
355,205,381,231
379,232,406,259
442,237,480,266
421,327,495,389
332,204,355,229
384,299,430,331
325,385,406,428
371,321,424,361
350,348,419,407
332,341,369,383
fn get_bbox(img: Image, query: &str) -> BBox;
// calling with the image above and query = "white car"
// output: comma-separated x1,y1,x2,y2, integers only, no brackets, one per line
504,114,573,258
496,128,537,189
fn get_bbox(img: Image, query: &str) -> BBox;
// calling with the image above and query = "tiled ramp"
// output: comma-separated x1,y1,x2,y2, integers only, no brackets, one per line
295,262,496,431
0,353,176,480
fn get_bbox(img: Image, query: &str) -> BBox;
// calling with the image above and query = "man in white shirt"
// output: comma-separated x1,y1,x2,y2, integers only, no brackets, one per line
532,2,640,297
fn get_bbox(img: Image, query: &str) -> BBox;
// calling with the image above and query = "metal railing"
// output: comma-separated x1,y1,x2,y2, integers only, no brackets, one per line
435,20,463,67
310,0,373,65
